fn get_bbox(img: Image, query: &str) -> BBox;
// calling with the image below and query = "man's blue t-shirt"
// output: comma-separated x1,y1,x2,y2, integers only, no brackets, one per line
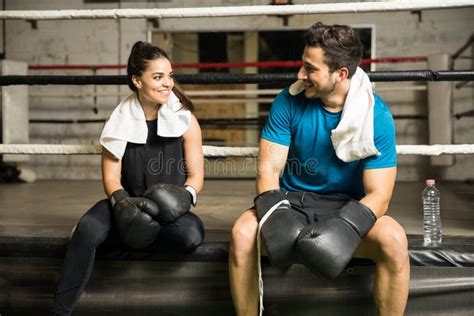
261,88,396,200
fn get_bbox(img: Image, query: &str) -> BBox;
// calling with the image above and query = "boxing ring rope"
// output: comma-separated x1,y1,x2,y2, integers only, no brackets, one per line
0,1,472,20
24,57,431,97
1,144,474,157
28,57,429,71
1,70,473,85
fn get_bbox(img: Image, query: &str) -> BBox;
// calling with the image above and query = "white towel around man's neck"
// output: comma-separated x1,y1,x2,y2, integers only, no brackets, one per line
289,67,380,162
331,67,380,162
99,91,191,160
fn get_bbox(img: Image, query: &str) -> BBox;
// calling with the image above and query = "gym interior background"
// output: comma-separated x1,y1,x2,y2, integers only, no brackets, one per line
1,0,473,181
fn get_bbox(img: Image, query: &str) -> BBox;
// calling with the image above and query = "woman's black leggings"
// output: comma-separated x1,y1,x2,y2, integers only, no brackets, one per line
51,199,205,316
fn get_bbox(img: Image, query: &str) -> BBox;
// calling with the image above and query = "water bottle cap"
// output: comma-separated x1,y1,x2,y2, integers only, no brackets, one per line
426,179,435,185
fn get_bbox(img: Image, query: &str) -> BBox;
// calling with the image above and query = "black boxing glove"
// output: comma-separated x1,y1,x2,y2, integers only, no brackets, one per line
143,183,192,224
296,200,377,279
111,189,161,249
254,190,306,268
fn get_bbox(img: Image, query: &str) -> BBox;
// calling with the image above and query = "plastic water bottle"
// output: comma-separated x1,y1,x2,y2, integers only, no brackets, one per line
422,179,442,246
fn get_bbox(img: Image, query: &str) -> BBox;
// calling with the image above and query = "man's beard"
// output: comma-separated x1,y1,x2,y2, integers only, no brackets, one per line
304,80,336,99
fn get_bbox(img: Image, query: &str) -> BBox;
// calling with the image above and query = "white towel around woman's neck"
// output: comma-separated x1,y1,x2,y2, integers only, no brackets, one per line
99,91,191,160
289,67,380,162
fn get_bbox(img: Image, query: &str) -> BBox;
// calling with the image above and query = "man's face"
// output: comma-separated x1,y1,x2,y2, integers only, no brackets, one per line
297,46,338,99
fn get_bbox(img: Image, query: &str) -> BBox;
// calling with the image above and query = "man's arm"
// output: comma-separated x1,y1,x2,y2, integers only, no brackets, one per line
256,138,289,194
254,139,306,269
359,166,397,218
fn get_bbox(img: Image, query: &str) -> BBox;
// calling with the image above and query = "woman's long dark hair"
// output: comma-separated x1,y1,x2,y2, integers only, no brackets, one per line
127,41,194,111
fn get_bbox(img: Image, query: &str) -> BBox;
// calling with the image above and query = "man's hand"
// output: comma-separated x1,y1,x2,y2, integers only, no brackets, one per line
255,190,306,268
296,200,376,279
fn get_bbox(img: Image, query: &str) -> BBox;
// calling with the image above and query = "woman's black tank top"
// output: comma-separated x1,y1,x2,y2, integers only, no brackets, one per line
121,120,186,197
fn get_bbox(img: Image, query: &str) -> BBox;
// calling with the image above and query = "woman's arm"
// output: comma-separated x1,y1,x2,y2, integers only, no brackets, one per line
182,114,204,193
101,147,123,198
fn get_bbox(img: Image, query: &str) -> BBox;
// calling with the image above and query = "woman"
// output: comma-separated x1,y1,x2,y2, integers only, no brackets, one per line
52,41,205,315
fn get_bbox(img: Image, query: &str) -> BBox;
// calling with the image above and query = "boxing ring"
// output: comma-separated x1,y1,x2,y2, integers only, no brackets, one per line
1,1,474,315
1,180,474,315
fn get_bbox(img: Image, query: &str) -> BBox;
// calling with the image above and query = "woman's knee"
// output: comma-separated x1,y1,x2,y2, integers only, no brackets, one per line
179,214,205,251
72,200,112,247
157,212,205,252
230,209,259,256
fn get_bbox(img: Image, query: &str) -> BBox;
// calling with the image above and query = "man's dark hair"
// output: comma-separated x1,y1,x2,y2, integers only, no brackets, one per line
304,22,362,78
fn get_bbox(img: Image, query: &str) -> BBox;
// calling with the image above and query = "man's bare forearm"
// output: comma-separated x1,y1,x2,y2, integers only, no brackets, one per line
359,192,391,218
256,173,280,194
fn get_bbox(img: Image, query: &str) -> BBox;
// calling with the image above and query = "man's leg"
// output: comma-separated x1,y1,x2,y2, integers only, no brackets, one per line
353,215,410,316
229,208,261,316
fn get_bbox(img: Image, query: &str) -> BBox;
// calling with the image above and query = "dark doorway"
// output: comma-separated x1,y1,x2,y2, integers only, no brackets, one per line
198,32,229,73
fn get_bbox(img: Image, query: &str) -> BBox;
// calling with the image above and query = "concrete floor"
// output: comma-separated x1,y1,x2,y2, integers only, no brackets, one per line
0,179,473,238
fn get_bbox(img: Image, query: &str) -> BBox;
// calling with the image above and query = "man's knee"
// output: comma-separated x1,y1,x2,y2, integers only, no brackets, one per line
373,216,409,271
230,209,259,256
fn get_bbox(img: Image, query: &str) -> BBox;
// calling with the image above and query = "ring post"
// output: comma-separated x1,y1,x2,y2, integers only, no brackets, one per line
427,53,454,166
1,60,29,163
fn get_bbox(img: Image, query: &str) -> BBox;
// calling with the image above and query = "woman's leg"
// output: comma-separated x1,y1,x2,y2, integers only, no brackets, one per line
151,211,205,252
52,199,114,316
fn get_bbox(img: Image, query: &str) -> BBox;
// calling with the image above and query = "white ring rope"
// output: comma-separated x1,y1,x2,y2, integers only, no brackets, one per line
0,1,472,20
1,144,474,156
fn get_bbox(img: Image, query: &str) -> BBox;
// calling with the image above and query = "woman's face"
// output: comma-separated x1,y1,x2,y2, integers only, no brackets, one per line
132,57,174,105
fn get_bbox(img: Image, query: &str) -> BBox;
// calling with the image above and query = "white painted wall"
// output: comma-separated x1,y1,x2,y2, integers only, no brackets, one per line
2,0,473,181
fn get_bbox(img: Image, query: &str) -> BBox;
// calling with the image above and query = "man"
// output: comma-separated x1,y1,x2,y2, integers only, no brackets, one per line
229,22,409,316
